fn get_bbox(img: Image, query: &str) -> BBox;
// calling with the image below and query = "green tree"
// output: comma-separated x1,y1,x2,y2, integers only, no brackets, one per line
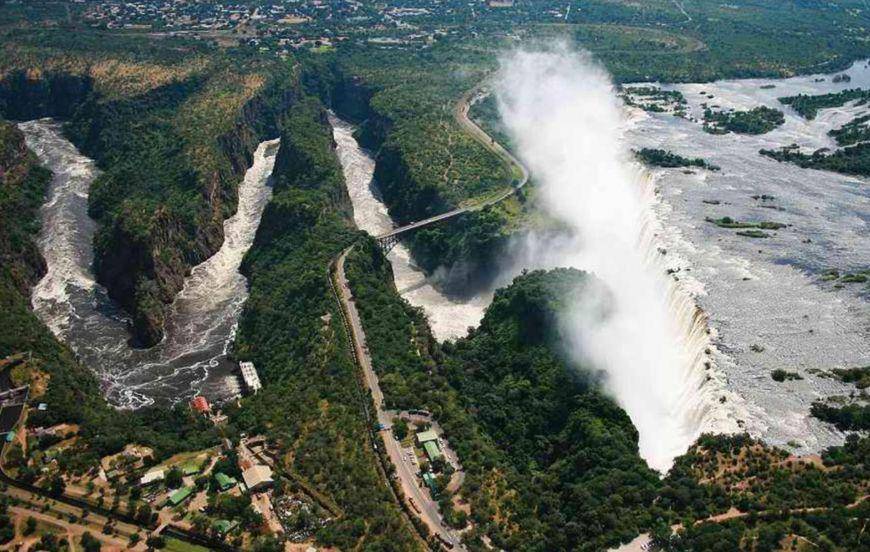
165,467,183,489
392,417,409,441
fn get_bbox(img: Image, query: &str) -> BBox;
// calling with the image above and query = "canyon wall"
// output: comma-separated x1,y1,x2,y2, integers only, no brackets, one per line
0,68,299,346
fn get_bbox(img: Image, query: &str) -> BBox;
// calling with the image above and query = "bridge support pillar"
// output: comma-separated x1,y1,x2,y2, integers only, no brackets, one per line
376,234,399,255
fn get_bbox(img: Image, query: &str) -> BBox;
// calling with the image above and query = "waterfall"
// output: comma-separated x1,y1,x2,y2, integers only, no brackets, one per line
495,46,742,470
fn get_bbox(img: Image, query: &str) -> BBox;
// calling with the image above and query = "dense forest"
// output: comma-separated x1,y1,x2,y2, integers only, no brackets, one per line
229,98,420,550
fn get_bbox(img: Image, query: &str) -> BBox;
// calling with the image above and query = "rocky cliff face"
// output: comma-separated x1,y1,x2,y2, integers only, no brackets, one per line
0,121,51,295
95,84,301,347
0,70,93,121
0,69,300,347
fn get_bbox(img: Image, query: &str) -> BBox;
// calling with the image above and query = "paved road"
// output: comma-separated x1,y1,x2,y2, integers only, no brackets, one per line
333,248,465,550
333,81,530,550
376,82,529,242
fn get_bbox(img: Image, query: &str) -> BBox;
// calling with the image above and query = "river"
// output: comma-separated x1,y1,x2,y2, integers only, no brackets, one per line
625,60,870,455
21,119,278,409
330,114,494,339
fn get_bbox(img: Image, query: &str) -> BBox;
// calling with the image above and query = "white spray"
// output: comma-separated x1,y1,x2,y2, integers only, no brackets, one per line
495,46,741,471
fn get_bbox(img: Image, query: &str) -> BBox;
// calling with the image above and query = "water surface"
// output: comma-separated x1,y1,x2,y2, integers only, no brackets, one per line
21,119,278,408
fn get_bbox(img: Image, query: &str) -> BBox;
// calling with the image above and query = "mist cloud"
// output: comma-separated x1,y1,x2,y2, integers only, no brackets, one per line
495,45,739,471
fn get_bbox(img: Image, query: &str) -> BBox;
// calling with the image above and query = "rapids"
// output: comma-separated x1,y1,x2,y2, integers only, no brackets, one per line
330,56,869,469
21,118,278,408
330,113,494,340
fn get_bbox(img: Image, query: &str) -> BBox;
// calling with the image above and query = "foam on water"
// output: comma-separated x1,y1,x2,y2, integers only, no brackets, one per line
21,119,99,336
331,113,492,340
627,60,870,454
20,118,277,408
331,54,869,469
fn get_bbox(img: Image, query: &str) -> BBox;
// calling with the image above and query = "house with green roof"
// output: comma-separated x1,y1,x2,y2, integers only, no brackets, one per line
214,472,237,491
213,519,238,535
421,471,439,495
415,429,438,445
423,440,442,462
167,486,194,507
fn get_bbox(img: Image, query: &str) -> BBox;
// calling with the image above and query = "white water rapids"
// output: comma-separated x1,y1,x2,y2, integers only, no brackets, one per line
21,118,278,408
330,114,493,339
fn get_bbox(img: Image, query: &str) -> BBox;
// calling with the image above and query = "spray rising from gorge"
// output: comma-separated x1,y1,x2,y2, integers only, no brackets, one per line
495,48,741,471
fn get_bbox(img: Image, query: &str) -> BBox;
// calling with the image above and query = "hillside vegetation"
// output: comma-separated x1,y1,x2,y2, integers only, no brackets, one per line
346,260,663,550
230,98,420,549
0,28,297,346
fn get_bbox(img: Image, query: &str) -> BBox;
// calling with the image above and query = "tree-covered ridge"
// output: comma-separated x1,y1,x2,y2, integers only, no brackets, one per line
779,88,870,120
345,259,661,550
441,268,662,551
229,98,419,550
0,29,297,346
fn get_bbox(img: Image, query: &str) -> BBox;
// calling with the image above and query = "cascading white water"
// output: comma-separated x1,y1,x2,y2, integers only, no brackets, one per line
495,47,741,471
21,118,278,407
22,119,100,337
330,113,493,339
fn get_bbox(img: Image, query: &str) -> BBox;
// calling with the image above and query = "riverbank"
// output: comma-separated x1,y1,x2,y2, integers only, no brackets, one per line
22,119,278,408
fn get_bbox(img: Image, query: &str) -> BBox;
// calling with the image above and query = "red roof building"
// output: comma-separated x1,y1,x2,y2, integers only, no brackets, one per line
191,396,210,413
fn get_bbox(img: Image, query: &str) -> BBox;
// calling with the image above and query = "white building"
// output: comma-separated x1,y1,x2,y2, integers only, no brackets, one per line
239,361,262,393
139,469,165,486
242,464,273,492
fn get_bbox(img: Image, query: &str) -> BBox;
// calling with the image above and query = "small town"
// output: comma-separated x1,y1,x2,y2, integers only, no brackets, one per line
0,356,338,551
70,0,529,54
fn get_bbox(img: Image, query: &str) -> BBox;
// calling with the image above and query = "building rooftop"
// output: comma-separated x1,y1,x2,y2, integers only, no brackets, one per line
139,469,165,486
168,486,194,506
239,361,262,393
416,429,438,443
423,440,442,462
242,464,273,491
190,395,210,413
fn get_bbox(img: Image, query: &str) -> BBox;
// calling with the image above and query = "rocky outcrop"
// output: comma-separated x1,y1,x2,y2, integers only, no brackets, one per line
0,121,51,295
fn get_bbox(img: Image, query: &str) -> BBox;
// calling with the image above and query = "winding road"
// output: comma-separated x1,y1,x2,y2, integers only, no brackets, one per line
332,248,465,549
375,82,529,243
331,82,529,550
